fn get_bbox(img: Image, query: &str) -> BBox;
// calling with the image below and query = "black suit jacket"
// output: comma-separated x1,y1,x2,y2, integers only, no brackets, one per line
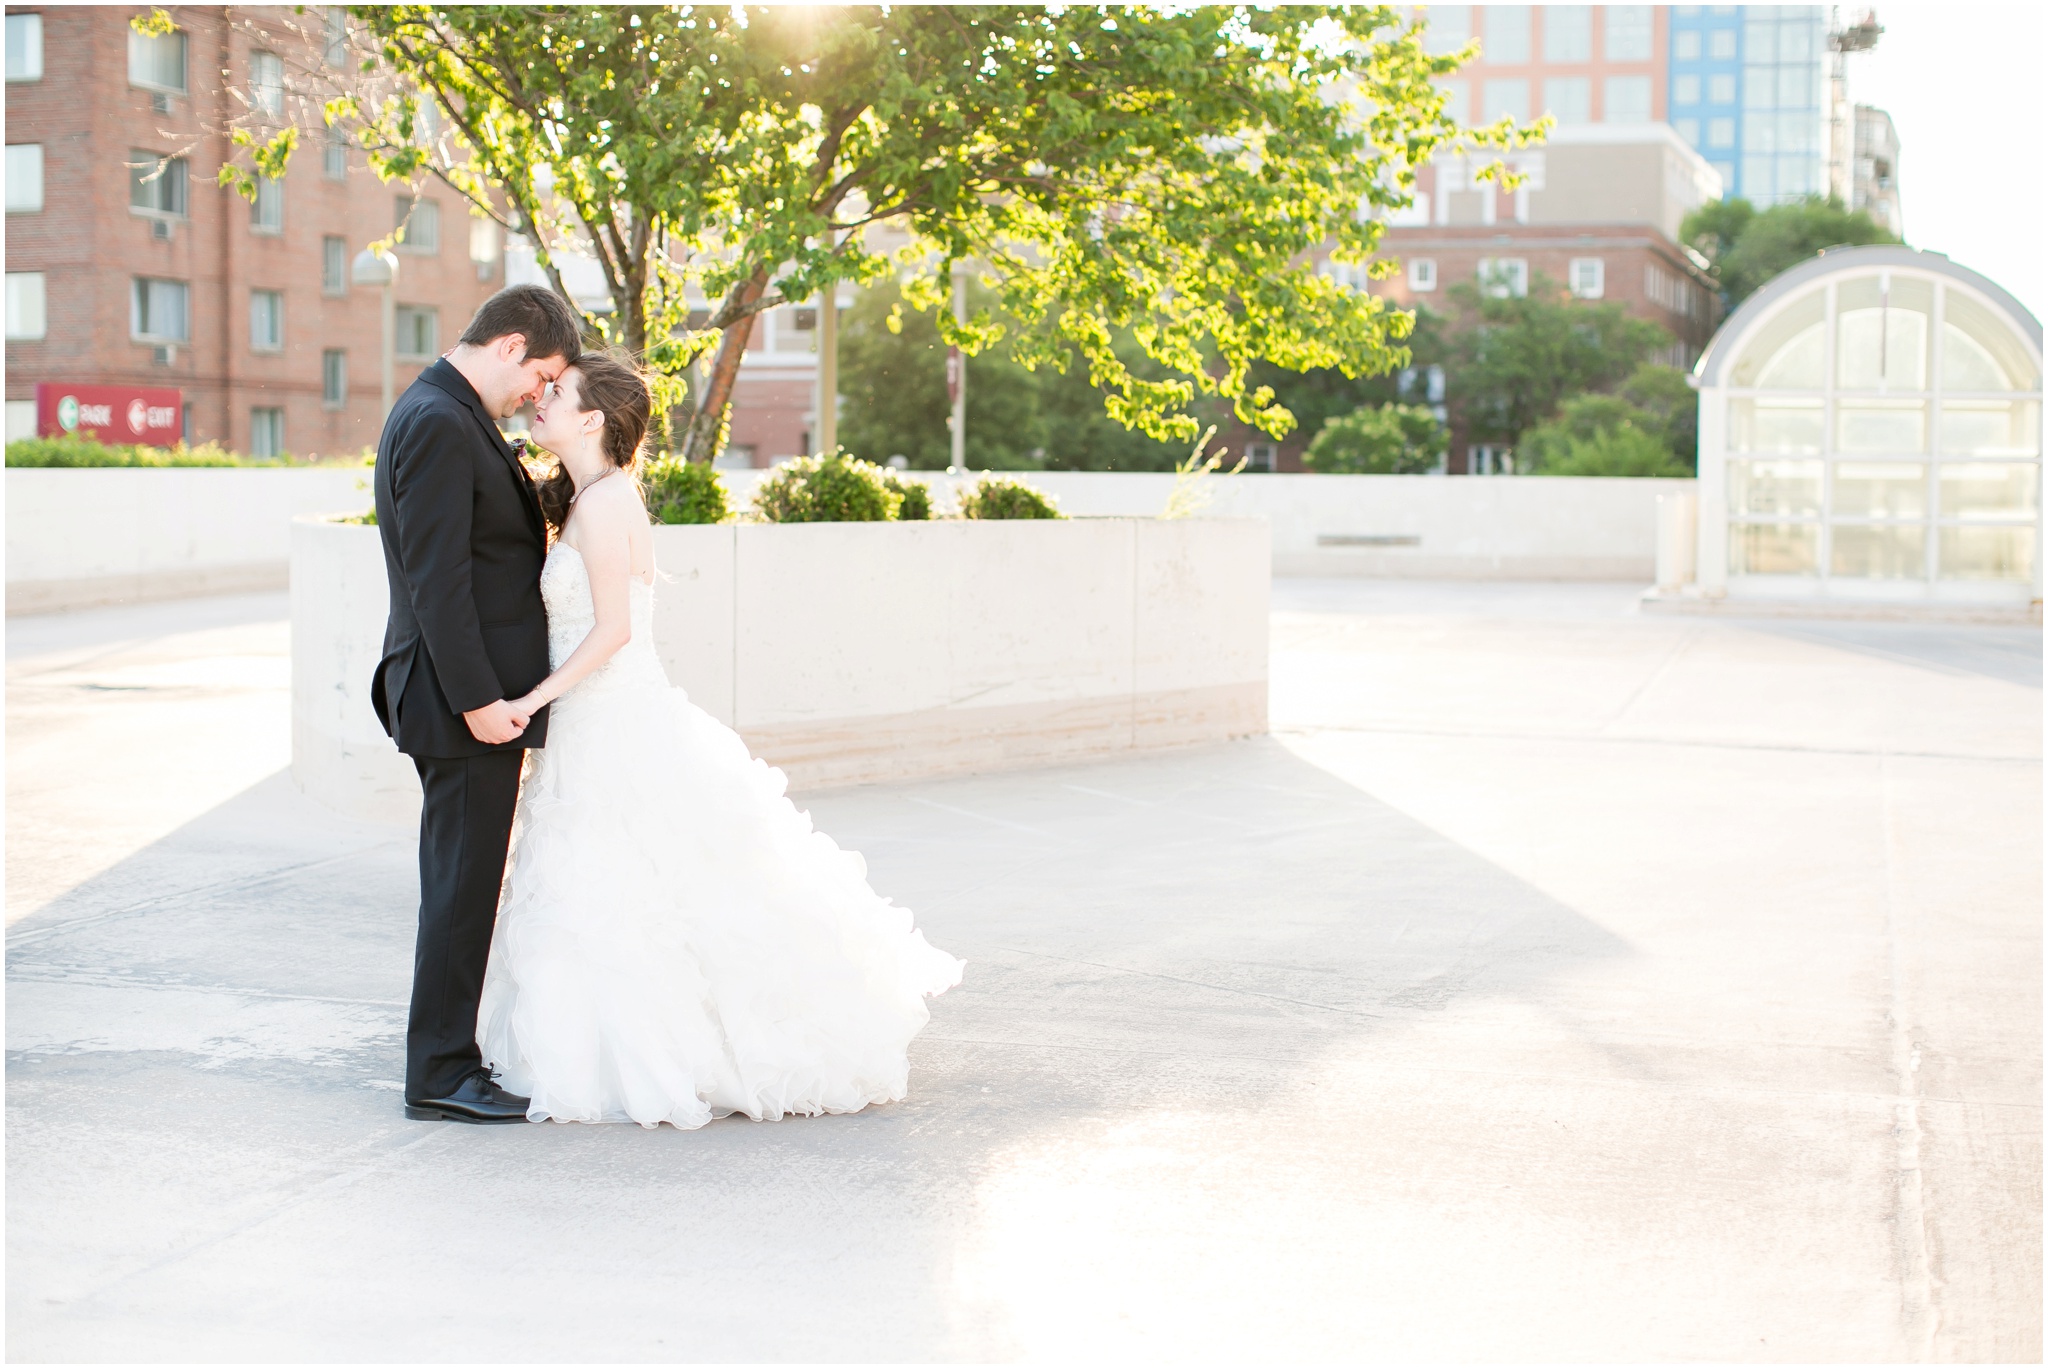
370,358,552,758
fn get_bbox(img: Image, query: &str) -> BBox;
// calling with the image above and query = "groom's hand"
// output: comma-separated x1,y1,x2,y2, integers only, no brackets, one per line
463,699,529,745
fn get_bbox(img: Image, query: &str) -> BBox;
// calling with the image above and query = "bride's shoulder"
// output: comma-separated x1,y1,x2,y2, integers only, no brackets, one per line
577,473,645,521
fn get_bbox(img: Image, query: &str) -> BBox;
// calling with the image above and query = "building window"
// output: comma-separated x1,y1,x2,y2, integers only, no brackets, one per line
251,175,283,233
1674,74,1701,107
395,305,439,360
1481,6,1530,64
323,7,348,67
1604,6,1654,61
251,407,285,459
1673,29,1702,61
469,216,500,281
1477,258,1528,299
394,195,439,253
131,276,190,342
323,349,347,407
250,289,283,352
1244,442,1278,473
127,26,187,94
1604,75,1653,125
1709,29,1738,61
1708,74,1737,105
6,271,47,339
1569,258,1605,299
1421,4,1471,55
249,51,284,118
6,13,41,81
6,143,43,211
322,236,348,295
1542,6,1592,62
1542,77,1591,125
1675,118,1702,147
1408,258,1438,293
1708,117,1736,149
128,151,189,217
1483,79,1530,125
323,126,348,180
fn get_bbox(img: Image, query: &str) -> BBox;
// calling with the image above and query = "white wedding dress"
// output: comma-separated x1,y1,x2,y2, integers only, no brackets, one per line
477,541,964,1129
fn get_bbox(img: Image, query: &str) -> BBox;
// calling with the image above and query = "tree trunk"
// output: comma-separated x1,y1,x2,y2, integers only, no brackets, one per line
679,269,770,465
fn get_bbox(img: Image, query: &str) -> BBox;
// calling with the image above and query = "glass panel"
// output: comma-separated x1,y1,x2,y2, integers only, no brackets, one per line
1833,462,1926,518
1940,400,2041,457
1830,524,1925,579
1482,6,1531,64
1836,275,1930,390
1730,522,1818,575
1728,459,1821,516
1730,288,1824,388
1836,401,1926,453
1729,398,1822,453
1939,463,2040,522
1941,288,2040,391
1938,526,2036,582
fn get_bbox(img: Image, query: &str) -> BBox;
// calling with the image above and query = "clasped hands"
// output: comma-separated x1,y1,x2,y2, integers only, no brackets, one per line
463,693,546,745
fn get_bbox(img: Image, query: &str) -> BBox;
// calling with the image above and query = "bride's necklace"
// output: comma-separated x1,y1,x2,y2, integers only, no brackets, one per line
569,463,615,505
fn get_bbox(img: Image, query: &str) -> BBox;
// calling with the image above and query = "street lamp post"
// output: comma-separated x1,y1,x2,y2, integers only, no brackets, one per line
816,285,840,456
947,260,967,474
351,247,399,416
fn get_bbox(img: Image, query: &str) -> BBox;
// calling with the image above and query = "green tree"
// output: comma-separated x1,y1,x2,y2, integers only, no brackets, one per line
837,278,1197,472
1303,404,1446,474
836,279,1050,471
1681,194,1898,306
1616,363,1699,470
1443,276,1671,449
1247,306,1452,452
225,5,1531,461
1518,393,1689,477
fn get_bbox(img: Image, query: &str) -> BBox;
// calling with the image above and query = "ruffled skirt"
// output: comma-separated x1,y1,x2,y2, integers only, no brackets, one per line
477,665,964,1129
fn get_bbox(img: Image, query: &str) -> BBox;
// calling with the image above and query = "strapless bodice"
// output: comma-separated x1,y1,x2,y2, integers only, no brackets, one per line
540,541,665,698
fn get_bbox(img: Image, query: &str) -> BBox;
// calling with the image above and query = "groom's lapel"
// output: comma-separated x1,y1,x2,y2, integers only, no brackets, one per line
422,359,548,547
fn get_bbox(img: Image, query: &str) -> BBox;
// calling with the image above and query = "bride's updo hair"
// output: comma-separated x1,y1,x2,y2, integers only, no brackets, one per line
536,348,653,535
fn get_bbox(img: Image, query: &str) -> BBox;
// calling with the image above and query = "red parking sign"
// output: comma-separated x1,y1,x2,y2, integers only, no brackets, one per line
36,383,182,445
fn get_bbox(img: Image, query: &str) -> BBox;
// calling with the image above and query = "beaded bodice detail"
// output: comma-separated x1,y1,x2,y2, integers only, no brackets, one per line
539,541,664,699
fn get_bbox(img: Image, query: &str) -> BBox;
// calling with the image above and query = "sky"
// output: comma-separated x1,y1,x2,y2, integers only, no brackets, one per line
1847,4,2047,320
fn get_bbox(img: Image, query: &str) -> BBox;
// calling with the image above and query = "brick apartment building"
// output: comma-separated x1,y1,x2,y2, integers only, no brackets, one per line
4,6,503,457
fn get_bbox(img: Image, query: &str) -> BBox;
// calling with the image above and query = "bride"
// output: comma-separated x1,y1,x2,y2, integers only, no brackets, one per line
476,349,963,1129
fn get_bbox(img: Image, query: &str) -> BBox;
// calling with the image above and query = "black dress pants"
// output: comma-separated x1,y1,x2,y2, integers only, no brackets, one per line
407,749,526,1100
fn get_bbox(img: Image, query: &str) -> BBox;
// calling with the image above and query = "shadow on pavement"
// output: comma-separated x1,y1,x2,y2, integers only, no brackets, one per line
9,735,1628,1360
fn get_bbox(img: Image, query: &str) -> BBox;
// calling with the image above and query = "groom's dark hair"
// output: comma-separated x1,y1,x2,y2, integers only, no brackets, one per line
458,284,583,363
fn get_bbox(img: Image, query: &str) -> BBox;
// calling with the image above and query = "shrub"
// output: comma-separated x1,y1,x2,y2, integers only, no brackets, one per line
1303,403,1445,474
641,456,731,524
6,434,371,467
882,470,932,521
1520,394,1691,477
956,473,1063,519
10,435,247,467
749,452,901,522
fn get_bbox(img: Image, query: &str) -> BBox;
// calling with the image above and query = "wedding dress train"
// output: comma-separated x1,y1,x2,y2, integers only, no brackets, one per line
477,541,964,1129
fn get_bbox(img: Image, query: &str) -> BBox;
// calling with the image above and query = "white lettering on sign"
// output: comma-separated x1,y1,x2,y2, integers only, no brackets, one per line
76,404,113,427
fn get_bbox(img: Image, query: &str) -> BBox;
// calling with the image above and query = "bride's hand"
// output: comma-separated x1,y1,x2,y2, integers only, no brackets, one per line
509,691,547,719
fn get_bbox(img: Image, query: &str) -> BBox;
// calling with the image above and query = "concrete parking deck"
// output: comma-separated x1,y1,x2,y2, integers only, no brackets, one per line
7,580,2040,1361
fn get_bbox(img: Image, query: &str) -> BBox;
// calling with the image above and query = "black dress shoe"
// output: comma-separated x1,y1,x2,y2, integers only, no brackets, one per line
405,1069,532,1123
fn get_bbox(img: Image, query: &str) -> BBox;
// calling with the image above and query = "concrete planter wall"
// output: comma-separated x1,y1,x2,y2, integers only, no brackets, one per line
12,468,1690,617
292,516,1270,822
7,467,370,614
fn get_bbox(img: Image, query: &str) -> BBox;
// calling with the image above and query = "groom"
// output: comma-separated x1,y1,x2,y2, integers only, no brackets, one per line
369,284,582,1123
